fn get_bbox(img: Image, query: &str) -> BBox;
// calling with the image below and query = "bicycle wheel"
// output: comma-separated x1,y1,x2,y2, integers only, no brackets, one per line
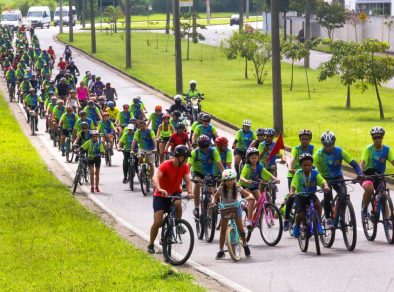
9,86,14,102
30,115,35,136
312,215,321,255
84,163,90,183
155,152,159,167
205,204,217,243
72,165,82,194
128,160,135,191
226,224,242,262
105,146,111,166
298,219,309,253
65,138,74,163
259,203,283,246
162,219,194,266
341,200,357,251
382,195,394,244
140,165,148,196
362,200,377,241
198,196,206,240
320,213,335,248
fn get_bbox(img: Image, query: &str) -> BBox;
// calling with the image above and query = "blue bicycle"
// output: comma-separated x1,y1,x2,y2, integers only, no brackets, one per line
294,193,323,255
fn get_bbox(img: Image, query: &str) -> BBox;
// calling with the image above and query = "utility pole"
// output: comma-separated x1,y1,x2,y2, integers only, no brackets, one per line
239,0,244,32
125,0,132,68
59,0,63,34
192,0,197,43
90,0,96,53
246,0,249,19
69,0,74,42
206,0,210,24
173,0,183,94
81,0,86,28
271,0,283,134
304,0,311,68
165,0,171,34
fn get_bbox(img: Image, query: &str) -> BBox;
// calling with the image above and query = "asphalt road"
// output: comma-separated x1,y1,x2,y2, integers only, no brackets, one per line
15,26,394,292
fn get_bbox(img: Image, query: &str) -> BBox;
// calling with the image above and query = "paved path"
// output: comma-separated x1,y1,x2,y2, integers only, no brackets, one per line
14,26,394,292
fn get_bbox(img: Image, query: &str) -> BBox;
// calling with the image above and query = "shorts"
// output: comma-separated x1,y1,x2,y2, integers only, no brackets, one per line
159,137,170,143
294,193,319,214
245,185,259,192
87,156,101,168
61,129,72,136
234,148,246,158
138,150,154,164
153,192,182,213
191,171,204,180
362,178,384,190
28,106,39,111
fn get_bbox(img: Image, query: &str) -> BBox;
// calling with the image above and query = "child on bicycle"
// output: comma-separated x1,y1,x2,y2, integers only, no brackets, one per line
289,153,330,238
239,147,279,228
211,169,253,260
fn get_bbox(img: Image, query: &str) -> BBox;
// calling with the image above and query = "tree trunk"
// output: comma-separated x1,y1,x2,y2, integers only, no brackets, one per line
60,0,63,34
374,81,385,120
290,60,294,91
173,0,183,94
192,0,197,43
81,0,86,28
187,36,190,60
245,58,248,79
165,0,171,34
346,85,351,108
253,60,261,84
304,0,311,68
90,0,96,53
69,0,74,42
305,67,311,99
239,0,244,33
125,0,131,68
283,12,287,41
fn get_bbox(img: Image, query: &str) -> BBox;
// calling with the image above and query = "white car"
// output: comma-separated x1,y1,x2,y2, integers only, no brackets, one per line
230,14,240,26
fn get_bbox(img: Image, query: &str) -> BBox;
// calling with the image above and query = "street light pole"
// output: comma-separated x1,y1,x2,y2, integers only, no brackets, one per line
271,0,283,134
81,0,86,28
173,0,183,94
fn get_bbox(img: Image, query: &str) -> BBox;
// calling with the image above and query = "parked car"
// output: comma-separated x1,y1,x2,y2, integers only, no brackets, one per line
1,10,22,28
27,6,51,29
230,14,240,26
54,6,77,26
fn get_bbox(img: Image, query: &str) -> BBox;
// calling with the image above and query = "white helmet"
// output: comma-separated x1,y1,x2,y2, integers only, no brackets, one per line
243,120,252,127
321,131,336,146
190,80,197,85
127,124,135,130
174,94,182,101
370,126,385,136
222,169,237,181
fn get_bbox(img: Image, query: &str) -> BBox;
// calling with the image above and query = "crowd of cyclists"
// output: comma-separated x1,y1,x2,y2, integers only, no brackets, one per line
3,24,394,263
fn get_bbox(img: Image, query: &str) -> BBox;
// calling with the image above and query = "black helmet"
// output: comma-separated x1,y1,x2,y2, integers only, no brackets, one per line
176,123,186,130
172,110,181,118
299,153,314,164
81,122,89,129
174,145,191,157
197,135,210,148
202,114,211,122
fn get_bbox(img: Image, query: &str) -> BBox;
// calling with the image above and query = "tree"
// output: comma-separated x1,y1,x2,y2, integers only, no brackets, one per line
221,31,272,85
125,0,132,68
180,13,206,60
103,5,124,33
346,11,361,42
318,40,363,108
315,2,346,40
90,0,96,53
69,0,74,42
356,39,394,120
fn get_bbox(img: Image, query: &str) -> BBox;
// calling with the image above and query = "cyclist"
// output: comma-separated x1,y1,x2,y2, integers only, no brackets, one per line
249,128,265,149
116,104,132,131
81,130,104,193
5,66,16,91
360,126,394,219
185,80,200,99
148,145,193,254
188,135,224,218
97,112,117,154
63,45,72,62
84,100,102,126
313,131,363,229
258,128,278,174
46,96,57,133
165,123,191,154
59,105,78,156
156,113,174,164
66,60,80,83
66,89,80,113
232,120,256,180
18,75,31,102
57,77,69,100
211,169,252,259
148,105,163,135
215,136,233,176
283,129,315,231
129,97,145,121
24,88,41,130
73,110,95,140
57,56,67,71
52,100,66,137
289,153,330,238
73,122,91,151
105,101,119,123
103,82,118,104
239,147,278,228
169,110,186,129
118,124,137,184
190,112,204,141
91,76,105,97
192,114,218,145
168,94,188,115
131,120,157,179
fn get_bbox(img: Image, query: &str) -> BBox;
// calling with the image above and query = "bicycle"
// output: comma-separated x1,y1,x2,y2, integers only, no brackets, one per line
264,179,278,205
39,101,45,119
243,181,283,246
218,200,246,262
320,179,358,251
137,151,153,196
160,195,194,266
128,152,139,191
27,107,38,136
192,175,221,242
103,134,114,167
64,131,74,163
72,155,89,194
361,174,394,244
294,192,323,255
8,82,15,102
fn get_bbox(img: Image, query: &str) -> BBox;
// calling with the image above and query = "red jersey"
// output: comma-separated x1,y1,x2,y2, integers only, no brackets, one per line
154,160,189,197
57,61,67,70
169,132,189,148
47,49,56,59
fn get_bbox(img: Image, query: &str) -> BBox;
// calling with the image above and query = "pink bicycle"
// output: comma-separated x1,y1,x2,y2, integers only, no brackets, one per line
242,181,283,246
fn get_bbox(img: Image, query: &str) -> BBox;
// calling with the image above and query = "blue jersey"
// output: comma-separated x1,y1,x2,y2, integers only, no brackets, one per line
313,146,353,179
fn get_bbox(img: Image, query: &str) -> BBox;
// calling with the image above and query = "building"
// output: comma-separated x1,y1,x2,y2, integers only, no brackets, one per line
349,0,393,16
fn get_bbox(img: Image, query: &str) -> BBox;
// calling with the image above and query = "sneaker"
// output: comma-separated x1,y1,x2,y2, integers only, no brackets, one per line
283,220,290,231
243,244,251,257
215,251,225,260
293,225,300,238
122,178,127,184
318,224,324,235
326,218,334,230
95,187,100,193
193,208,199,219
62,151,65,157
90,186,95,193
147,244,155,254
246,219,253,229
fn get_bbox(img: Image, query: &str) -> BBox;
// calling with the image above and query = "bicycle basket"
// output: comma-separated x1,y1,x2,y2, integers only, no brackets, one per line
219,207,238,219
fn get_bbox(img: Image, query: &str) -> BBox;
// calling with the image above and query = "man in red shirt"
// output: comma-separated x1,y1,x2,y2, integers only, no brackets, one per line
57,57,67,71
148,145,193,254
165,123,191,153
47,45,56,67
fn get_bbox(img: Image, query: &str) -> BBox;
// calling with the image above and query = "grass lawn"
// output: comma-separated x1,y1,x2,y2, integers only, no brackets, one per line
0,95,202,290
59,32,394,172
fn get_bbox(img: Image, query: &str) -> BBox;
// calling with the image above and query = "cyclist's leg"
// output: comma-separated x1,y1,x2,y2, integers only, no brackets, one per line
332,179,347,221
147,152,155,178
294,196,307,226
60,129,68,152
362,180,375,211
150,196,169,246
219,217,228,251
235,209,248,245
323,184,334,219
173,193,183,219
88,161,95,188
94,157,101,188
192,173,202,212
159,140,166,163
122,151,130,182
312,194,322,221
246,189,259,221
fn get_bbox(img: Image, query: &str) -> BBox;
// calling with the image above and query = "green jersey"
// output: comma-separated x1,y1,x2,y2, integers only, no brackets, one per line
119,132,135,151
188,147,221,176
81,139,104,159
59,112,78,130
288,144,315,178
291,169,326,194
239,163,271,189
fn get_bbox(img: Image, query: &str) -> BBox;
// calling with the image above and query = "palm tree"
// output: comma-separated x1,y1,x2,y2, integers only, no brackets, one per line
103,5,124,33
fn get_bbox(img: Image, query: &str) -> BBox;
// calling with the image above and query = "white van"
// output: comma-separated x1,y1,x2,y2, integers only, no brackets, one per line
54,6,77,26
1,10,22,28
27,6,51,29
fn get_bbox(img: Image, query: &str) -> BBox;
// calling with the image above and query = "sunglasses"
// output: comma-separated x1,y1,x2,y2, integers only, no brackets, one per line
373,136,383,140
